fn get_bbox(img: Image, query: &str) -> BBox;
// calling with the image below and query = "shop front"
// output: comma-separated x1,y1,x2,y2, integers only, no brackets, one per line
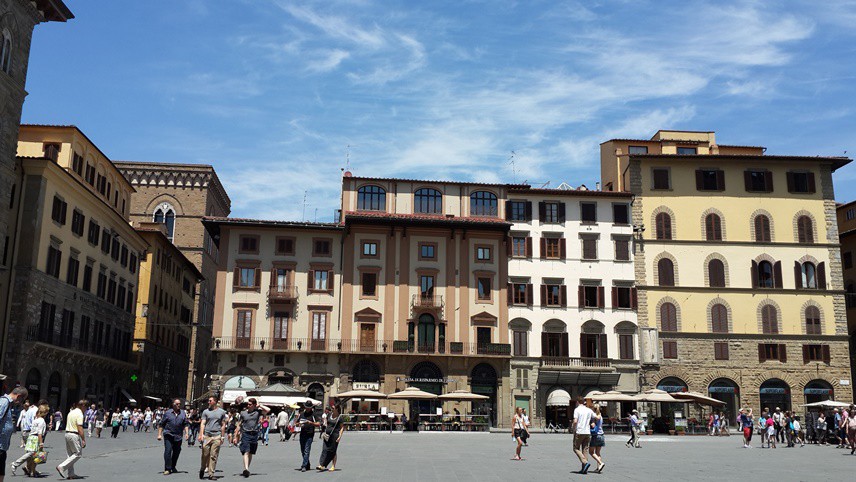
470,364,498,426
759,379,791,412
545,388,571,428
804,379,834,405
708,378,739,425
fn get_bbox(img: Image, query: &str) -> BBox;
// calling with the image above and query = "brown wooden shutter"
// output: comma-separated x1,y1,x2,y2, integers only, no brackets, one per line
695,170,704,190
822,345,831,364
802,345,809,364
254,268,261,288
758,344,766,363
794,261,803,289
559,238,567,259
631,288,638,309
598,334,608,359
611,287,618,308
506,236,512,256
540,285,548,306
597,286,605,308
560,285,567,307
507,283,513,304
538,202,546,222
560,333,568,357
525,283,533,306
580,334,587,358
744,170,752,191
773,261,783,288
786,172,795,193
751,261,759,288
578,286,584,307
233,268,240,287
539,238,546,259
817,262,826,289
558,202,566,223
807,172,816,193
525,201,532,221
327,270,334,290
764,171,774,192
270,268,277,288
525,237,532,258
716,170,725,190
307,270,314,291
541,332,548,356
505,200,512,220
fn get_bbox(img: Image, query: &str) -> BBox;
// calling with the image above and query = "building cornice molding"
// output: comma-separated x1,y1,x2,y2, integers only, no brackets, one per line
116,163,232,212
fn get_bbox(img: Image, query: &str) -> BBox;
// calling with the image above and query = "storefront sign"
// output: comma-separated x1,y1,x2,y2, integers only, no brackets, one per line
353,382,379,390
708,387,736,394
804,388,832,395
400,377,452,384
840,380,850,386
759,388,787,394
657,385,687,393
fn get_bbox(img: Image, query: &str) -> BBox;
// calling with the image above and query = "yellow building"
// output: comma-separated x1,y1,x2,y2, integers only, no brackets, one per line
7,125,147,409
836,200,856,387
602,130,852,419
133,222,201,402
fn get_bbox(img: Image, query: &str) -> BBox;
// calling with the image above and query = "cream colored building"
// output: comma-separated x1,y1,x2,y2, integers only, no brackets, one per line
6,125,147,409
133,222,201,402
836,200,856,387
602,130,852,419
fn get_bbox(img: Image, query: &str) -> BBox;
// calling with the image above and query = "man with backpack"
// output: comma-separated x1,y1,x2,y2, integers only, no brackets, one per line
0,387,29,482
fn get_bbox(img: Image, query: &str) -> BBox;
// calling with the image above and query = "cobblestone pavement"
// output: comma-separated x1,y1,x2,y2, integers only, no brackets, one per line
11,429,853,481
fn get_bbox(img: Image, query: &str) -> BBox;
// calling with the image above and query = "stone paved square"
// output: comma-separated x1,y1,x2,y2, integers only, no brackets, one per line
19,429,854,481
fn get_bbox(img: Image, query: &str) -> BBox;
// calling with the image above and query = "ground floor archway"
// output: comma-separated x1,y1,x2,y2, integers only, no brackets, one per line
804,379,834,405
708,378,740,425
470,363,498,426
759,378,791,412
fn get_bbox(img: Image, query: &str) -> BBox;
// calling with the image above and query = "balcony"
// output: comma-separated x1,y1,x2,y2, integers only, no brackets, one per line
268,286,298,303
538,356,620,386
212,336,511,357
25,325,132,363
412,294,443,309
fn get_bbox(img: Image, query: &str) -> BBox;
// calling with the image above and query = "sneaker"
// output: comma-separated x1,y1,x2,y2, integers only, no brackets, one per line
10,464,17,475
242,469,250,477
625,442,631,448
582,462,591,474
300,468,307,472
596,463,605,473
164,470,172,475
200,469,205,479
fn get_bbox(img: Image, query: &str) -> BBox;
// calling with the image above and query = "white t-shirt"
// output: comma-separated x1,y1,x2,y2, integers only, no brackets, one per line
573,405,594,435
31,417,47,436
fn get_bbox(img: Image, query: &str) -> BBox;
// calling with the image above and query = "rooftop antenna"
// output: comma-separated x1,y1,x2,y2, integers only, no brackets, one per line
539,181,550,188
346,144,352,171
507,151,518,183
302,190,308,221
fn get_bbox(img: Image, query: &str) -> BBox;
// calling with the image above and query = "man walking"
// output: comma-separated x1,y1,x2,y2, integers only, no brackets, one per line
121,407,131,432
233,398,270,478
56,399,87,480
626,409,642,448
84,404,96,438
297,402,319,472
276,409,290,442
198,396,226,480
571,397,594,475
158,399,189,475
772,407,784,443
0,387,29,482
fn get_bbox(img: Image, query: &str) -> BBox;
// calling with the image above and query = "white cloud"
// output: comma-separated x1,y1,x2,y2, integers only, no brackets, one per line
305,49,350,72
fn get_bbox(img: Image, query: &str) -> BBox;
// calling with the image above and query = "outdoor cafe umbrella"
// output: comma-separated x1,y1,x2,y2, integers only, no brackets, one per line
803,400,852,408
633,389,681,403
387,387,438,400
438,390,488,401
671,391,726,407
334,389,388,400
590,390,637,402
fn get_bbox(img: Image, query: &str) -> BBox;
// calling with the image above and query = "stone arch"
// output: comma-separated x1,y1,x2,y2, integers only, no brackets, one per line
614,320,637,333
655,296,682,331
581,320,605,334
751,370,801,393
542,319,567,333
700,370,741,390
703,252,730,287
799,299,825,335
648,366,695,390
700,207,727,241
509,317,532,331
756,299,782,334
795,377,841,393
652,251,679,286
351,359,381,383
796,254,820,265
749,209,775,242
705,297,733,333
144,193,185,215
651,205,676,239
792,210,818,243
223,366,258,377
409,360,443,379
753,253,777,264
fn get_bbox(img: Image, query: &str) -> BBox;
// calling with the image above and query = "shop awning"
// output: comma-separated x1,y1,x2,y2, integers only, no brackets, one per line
538,370,621,387
143,395,162,402
120,389,137,404
546,389,571,407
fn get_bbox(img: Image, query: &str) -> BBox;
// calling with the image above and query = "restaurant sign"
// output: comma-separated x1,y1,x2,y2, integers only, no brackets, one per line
708,387,736,394
804,388,832,395
657,385,687,393
759,388,787,394
353,382,379,390
400,377,453,384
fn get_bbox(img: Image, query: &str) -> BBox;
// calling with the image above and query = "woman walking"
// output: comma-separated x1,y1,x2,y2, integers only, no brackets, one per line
511,406,526,461
317,405,345,472
846,405,856,454
110,408,122,438
261,414,270,446
588,405,605,473
11,403,49,476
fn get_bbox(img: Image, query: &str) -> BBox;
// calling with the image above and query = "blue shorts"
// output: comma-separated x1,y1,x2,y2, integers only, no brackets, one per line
239,432,259,455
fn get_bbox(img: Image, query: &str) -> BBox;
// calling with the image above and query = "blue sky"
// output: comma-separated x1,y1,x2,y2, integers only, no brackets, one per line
21,0,856,220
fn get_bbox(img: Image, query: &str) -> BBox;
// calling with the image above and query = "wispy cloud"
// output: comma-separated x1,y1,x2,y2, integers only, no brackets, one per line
306,49,350,72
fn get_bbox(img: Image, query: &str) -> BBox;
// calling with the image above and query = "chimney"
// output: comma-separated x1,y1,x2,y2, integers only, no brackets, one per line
596,182,601,191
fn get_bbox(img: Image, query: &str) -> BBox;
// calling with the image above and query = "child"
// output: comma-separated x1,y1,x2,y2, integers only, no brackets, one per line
792,416,804,446
766,416,776,448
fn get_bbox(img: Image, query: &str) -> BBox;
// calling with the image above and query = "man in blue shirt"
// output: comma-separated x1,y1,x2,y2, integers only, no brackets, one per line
0,386,29,482
157,399,189,475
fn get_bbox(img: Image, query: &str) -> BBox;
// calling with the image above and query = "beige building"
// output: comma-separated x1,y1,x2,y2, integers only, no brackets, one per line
7,125,147,409
602,130,853,420
836,200,856,387
133,222,201,402
0,0,73,381
116,161,231,400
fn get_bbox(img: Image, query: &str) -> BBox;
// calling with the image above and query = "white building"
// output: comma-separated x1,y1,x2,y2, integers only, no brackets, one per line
505,186,639,427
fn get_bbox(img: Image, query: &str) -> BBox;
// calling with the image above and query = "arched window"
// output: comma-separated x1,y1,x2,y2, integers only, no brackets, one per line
761,305,778,334
797,215,814,243
705,213,722,241
805,306,821,335
711,304,728,333
658,258,675,287
153,202,176,242
801,262,817,289
757,261,774,288
656,212,672,240
708,259,725,287
414,188,442,214
0,30,11,75
352,359,381,383
754,215,771,242
470,191,497,217
357,185,386,211
660,302,677,331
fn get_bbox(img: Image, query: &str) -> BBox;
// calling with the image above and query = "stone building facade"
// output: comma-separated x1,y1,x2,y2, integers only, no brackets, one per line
132,223,201,402
8,125,146,409
836,200,856,388
602,130,853,421
116,161,231,401
0,0,72,380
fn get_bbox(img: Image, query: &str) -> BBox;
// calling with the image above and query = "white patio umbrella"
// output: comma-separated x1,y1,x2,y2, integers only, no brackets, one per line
387,387,438,400
438,390,488,401
671,391,725,407
633,389,681,403
803,400,852,408
590,390,637,402
334,389,388,400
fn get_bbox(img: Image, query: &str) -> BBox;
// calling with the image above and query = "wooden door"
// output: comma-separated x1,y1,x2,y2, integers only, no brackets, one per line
360,324,376,352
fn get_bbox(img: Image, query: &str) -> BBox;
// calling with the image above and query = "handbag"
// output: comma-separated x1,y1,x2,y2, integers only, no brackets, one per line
25,434,40,452
322,432,330,442
33,450,48,465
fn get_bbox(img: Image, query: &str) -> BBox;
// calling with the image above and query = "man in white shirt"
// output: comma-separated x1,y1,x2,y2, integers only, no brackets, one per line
627,410,642,448
571,397,594,474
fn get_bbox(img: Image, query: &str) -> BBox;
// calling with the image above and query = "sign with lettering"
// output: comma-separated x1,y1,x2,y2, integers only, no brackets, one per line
657,385,687,393
804,388,832,395
401,377,453,384
708,386,735,394
353,382,379,390
759,388,787,394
